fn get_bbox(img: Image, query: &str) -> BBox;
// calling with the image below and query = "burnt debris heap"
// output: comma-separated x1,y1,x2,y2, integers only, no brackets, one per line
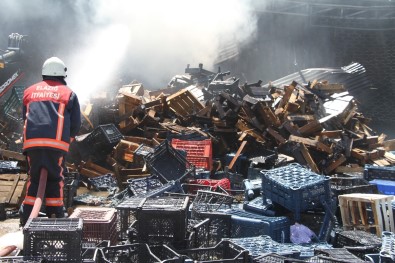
0,63,395,262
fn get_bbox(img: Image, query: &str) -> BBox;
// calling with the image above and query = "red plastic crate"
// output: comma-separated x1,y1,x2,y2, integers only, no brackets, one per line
171,139,212,170
69,207,118,245
186,178,231,194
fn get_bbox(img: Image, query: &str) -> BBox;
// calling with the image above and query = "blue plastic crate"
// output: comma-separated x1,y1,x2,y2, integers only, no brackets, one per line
231,216,270,239
242,196,274,216
261,163,332,221
225,209,290,243
369,179,395,195
364,165,395,181
126,176,163,196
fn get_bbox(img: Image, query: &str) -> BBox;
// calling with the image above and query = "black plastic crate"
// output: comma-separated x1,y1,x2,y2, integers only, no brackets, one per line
335,230,382,249
63,172,80,209
88,173,117,191
116,197,145,240
127,176,163,196
137,180,183,198
133,144,154,167
305,255,359,263
99,243,180,263
82,123,123,155
364,165,395,181
144,140,195,183
314,248,367,263
225,209,290,243
192,212,232,246
186,218,210,248
23,218,83,262
380,231,395,263
135,196,189,249
261,163,332,221
192,190,234,216
331,177,378,196
177,240,250,263
2,85,25,122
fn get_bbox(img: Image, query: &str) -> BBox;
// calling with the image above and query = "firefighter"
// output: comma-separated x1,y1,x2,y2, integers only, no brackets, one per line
20,57,81,225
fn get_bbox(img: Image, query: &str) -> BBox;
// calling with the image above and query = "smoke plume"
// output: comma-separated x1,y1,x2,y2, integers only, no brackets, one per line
0,0,258,102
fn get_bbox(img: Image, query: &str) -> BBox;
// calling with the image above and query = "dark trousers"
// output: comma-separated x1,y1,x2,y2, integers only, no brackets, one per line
21,149,66,224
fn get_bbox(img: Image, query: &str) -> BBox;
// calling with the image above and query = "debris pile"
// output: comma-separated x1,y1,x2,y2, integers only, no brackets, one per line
0,63,395,262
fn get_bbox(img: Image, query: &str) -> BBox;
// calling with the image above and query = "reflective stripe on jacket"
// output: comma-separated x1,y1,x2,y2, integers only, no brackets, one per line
23,79,81,153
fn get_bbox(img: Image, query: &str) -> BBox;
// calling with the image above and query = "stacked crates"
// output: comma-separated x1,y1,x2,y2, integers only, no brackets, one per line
261,163,332,221
69,207,118,245
2,85,25,121
23,218,83,262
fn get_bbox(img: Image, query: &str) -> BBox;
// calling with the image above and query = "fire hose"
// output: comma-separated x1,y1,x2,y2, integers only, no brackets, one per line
0,168,47,257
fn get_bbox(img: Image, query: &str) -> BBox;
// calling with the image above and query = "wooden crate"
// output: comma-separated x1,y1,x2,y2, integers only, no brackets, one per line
0,173,28,206
166,89,204,119
338,193,395,236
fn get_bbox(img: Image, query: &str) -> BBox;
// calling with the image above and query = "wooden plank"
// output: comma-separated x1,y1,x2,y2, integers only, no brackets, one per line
279,81,296,109
383,139,395,151
297,120,323,136
79,168,104,178
289,135,332,154
282,121,300,136
335,165,364,174
325,154,347,174
266,127,286,144
287,115,316,122
228,141,247,171
5,174,19,203
0,149,25,161
319,130,343,138
299,143,319,173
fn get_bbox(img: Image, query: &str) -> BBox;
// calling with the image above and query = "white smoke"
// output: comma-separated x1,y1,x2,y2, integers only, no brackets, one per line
67,0,258,101
0,0,258,102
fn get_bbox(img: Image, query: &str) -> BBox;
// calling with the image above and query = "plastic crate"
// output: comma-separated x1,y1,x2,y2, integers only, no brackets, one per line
135,196,189,249
231,216,271,238
69,207,118,245
305,255,359,263
2,85,25,121
88,173,117,190
126,176,163,196
331,177,378,196
364,165,395,181
314,248,367,263
185,178,231,194
225,209,290,243
335,230,382,249
261,163,332,221
116,197,145,240
380,231,395,263
192,212,232,246
186,218,210,248
227,235,300,259
243,196,275,216
0,257,45,263
23,218,83,262
63,172,80,209
369,179,395,195
133,144,154,167
81,240,109,263
0,160,20,174
171,139,212,170
253,253,304,263
192,190,234,216
177,240,249,263
145,140,195,183
82,123,123,156
99,243,180,263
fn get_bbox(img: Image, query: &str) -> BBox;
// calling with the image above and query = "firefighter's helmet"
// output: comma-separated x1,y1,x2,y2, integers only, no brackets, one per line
42,57,67,77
